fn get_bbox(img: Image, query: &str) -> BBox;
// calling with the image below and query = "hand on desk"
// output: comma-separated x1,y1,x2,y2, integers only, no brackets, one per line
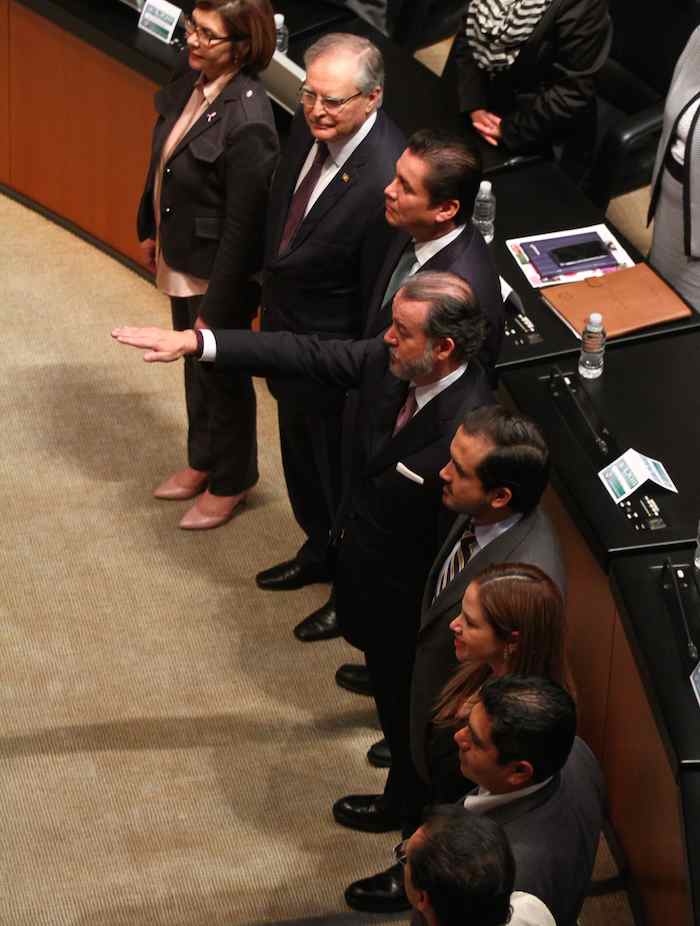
112,326,198,363
470,109,502,146
139,238,157,273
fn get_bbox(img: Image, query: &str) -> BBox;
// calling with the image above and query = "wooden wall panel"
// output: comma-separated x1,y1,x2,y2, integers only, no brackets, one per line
605,612,691,926
0,0,9,183
9,2,158,263
542,488,616,759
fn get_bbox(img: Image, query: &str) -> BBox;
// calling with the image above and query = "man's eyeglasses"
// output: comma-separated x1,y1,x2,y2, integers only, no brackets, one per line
393,840,408,867
298,87,363,113
184,16,248,48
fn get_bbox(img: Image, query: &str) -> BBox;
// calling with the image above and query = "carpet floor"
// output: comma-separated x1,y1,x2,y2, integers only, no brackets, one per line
0,192,635,926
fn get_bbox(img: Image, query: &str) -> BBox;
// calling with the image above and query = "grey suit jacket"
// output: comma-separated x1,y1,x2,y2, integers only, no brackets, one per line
410,507,566,781
485,738,604,926
408,738,602,926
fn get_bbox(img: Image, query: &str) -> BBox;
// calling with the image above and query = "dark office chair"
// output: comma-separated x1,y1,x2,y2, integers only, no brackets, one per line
587,0,700,209
388,0,463,50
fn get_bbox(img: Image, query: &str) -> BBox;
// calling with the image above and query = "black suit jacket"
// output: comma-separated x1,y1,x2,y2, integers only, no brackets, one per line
262,109,406,343
210,329,494,645
137,67,279,327
363,224,505,374
411,508,566,782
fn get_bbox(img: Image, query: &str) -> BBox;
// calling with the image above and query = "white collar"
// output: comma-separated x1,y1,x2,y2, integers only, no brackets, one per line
413,224,466,267
326,111,378,169
463,776,553,815
473,512,522,550
413,363,468,411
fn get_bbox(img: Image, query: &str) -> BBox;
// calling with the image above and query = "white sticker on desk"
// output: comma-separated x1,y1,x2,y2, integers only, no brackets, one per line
598,448,678,503
138,0,182,44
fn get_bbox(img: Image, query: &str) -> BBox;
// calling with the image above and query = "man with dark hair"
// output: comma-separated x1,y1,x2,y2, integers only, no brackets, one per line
477,674,576,782
406,807,514,926
402,806,555,926
452,676,604,926
344,406,565,912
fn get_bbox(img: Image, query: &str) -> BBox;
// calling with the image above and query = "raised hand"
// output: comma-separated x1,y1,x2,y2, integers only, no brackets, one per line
111,326,198,363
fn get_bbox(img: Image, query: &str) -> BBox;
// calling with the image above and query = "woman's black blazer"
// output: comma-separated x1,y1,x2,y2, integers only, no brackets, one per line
137,65,279,326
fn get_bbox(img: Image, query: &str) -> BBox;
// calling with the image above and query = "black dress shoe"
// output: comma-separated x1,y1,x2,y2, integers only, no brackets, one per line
294,599,340,642
332,794,401,833
345,863,409,913
367,737,392,768
255,558,330,591
335,662,374,696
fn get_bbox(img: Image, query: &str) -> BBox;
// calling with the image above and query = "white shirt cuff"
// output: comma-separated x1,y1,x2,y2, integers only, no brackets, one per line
199,328,217,362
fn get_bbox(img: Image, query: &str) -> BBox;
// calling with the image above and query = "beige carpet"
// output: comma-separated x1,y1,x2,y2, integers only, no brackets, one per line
0,192,634,926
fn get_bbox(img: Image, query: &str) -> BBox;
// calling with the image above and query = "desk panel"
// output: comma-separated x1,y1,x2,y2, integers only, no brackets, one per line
9,1,156,265
0,0,8,184
605,608,690,926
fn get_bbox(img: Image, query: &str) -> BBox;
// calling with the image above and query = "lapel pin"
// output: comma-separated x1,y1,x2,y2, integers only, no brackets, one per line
341,173,350,183
207,112,217,123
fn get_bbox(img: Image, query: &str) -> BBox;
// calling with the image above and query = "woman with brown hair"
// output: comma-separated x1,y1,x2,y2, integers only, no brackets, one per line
137,0,279,529
426,561,572,803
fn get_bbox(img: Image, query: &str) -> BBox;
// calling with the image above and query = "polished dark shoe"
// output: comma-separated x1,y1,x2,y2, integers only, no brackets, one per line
335,662,374,696
293,599,340,642
345,863,409,913
367,737,392,768
332,794,401,833
255,558,330,591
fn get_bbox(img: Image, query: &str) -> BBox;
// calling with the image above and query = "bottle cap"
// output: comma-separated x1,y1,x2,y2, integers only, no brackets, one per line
478,180,492,196
588,312,603,329
274,12,285,26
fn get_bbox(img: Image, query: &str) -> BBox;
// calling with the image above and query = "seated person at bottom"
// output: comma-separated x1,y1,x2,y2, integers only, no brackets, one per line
402,805,555,926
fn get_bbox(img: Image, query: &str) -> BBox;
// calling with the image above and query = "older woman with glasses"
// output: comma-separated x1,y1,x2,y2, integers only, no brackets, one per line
136,0,279,529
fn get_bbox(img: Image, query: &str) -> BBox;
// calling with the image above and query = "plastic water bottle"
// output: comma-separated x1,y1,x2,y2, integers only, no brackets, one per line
472,180,496,244
578,313,607,379
274,13,289,54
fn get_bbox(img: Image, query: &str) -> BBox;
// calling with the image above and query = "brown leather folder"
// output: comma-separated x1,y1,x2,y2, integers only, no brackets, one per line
541,262,693,338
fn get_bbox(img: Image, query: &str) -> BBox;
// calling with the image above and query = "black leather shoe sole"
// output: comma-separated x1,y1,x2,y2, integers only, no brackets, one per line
344,864,410,913
367,738,392,768
256,558,330,591
335,663,374,696
294,601,340,642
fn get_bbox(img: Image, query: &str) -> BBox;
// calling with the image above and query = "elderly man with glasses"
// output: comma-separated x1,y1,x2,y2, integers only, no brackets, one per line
254,34,405,629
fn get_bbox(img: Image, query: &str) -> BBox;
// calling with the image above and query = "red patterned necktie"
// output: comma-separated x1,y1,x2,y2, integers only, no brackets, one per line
278,141,329,254
393,387,417,436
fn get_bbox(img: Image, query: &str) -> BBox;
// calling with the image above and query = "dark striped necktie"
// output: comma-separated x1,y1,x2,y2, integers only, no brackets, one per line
433,521,477,601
